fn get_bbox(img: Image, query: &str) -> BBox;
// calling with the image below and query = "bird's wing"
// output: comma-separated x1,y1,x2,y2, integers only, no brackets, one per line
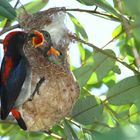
0,56,26,119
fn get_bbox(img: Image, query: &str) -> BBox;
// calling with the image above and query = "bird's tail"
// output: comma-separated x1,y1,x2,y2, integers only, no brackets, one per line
11,108,27,130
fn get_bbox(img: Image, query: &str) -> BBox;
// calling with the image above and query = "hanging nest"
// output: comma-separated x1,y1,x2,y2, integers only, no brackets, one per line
18,8,80,131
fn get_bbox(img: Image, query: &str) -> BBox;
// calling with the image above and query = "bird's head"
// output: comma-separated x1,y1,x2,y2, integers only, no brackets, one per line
31,30,51,47
31,30,60,57
3,30,60,58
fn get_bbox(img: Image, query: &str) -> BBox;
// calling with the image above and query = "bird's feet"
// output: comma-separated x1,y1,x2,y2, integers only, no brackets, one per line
28,77,45,101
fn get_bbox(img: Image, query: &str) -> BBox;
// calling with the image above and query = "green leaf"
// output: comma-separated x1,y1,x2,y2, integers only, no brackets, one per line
112,24,122,38
112,65,121,74
73,63,94,87
88,49,116,85
17,0,49,14
103,71,116,88
94,50,116,81
123,0,140,16
129,104,139,122
78,42,85,62
0,0,16,20
71,96,103,125
74,49,116,87
0,18,8,27
64,120,78,140
107,75,140,105
76,0,120,17
68,13,88,41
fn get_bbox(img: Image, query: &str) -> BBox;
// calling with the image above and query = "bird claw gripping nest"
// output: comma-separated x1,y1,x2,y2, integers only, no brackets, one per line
18,8,80,131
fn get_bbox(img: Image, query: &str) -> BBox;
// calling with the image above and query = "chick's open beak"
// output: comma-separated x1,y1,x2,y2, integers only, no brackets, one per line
32,30,44,47
31,30,60,56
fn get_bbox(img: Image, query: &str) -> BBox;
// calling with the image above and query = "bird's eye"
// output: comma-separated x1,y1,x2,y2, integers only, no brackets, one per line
59,51,63,56
45,33,49,37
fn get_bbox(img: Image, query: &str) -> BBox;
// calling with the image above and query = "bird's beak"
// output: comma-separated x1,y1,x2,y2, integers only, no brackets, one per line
47,47,60,56
32,30,44,47
30,30,60,56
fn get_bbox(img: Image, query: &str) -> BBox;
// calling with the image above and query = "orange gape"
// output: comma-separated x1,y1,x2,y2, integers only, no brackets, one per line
2,57,13,85
32,30,45,47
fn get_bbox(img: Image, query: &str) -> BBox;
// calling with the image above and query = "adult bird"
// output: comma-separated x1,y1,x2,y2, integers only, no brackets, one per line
0,30,55,130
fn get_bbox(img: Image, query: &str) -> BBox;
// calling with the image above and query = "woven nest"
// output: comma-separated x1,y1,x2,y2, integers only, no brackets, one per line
18,8,80,131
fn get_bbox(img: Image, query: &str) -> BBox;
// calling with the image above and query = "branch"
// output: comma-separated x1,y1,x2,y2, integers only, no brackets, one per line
45,130,66,140
0,39,3,44
14,0,20,9
69,34,139,74
63,8,120,22
0,24,20,36
101,30,123,49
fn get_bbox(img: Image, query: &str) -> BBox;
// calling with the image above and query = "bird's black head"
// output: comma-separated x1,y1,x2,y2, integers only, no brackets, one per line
3,31,42,56
3,30,59,59
3,31,28,57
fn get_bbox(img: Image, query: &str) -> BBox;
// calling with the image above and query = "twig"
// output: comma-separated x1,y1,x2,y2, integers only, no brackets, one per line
63,8,120,22
0,24,20,36
104,103,120,127
67,118,113,131
94,121,114,129
45,130,66,140
14,0,20,9
101,30,123,49
66,119,92,132
0,39,3,43
69,34,139,74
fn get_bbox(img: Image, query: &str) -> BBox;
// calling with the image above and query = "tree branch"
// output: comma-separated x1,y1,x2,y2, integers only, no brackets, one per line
14,0,20,9
0,24,20,36
69,33,139,74
63,8,120,22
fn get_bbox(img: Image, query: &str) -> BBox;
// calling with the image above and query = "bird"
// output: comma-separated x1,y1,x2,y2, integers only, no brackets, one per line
0,30,56,130
18,9,80,131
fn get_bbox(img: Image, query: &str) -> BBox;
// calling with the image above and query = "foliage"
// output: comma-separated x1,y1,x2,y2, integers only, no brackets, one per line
1,0,140,139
